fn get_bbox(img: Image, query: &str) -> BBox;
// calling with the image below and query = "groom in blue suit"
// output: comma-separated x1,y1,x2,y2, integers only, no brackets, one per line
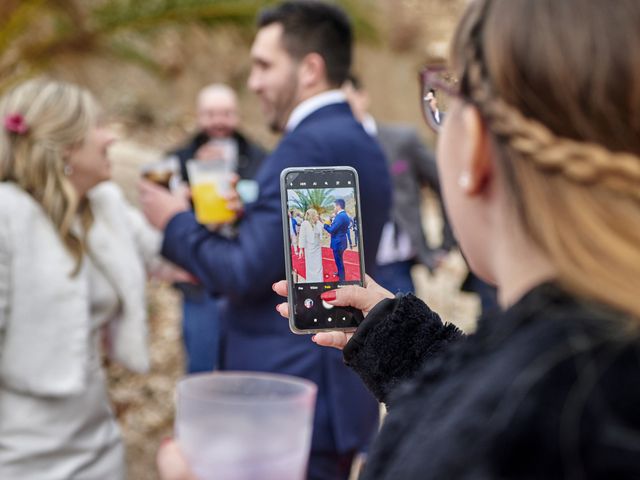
324,199,351,282
140,3,391,478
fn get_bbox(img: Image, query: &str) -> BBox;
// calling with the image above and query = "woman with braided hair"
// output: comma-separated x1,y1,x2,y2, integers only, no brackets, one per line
277,0,640,478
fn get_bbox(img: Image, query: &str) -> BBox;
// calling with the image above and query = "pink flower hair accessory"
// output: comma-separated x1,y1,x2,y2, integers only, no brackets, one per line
4,113,29,135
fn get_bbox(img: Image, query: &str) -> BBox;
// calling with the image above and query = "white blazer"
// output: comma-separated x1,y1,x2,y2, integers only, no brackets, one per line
0,181,160,396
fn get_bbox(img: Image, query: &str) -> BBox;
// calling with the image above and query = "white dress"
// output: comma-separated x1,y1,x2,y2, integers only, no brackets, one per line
0,256,125,479
298,220,324,283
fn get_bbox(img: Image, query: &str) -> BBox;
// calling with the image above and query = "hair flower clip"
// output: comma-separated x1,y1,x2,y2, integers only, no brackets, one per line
4,113,29,135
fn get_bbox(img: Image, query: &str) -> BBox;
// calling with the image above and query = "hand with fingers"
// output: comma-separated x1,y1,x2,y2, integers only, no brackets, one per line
157,438,196,480
273,275,394,350
223,173,244,219
139,178,190,230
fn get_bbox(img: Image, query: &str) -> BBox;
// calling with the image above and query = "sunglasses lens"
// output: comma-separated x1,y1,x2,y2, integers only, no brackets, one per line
421,70,457,133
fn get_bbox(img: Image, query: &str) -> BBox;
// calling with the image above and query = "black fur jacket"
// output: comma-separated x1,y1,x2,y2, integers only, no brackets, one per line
344,283,640,479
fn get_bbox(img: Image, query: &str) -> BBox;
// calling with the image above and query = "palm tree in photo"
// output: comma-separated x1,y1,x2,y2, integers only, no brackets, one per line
289,188,335,216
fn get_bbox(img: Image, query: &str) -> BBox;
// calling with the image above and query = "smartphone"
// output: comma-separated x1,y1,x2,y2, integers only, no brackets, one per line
280,166,365,334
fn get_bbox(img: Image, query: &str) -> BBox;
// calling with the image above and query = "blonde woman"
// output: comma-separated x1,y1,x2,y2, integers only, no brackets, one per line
298,208,324,283
0,79,162,478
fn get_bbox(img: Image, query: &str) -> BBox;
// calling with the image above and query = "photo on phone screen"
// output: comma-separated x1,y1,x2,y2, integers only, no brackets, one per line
281,167,365,334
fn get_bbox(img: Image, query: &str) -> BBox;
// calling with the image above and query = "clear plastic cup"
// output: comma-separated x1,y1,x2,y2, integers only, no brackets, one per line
186,160,236,224
175,372,317,480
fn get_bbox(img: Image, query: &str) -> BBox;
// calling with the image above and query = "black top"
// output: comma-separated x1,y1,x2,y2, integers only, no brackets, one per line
344,284,640,479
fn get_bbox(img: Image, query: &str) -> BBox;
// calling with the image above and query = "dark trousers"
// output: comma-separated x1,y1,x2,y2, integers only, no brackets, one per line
375,260,415,294
333,247,346,282
307,449,356,480
182,293,220,373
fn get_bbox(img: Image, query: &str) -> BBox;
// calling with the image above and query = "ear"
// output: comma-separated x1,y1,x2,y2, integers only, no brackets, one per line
298,53,327,90
459,105,493,195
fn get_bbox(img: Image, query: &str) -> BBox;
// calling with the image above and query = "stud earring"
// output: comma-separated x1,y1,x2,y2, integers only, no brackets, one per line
458,172,471,190
63,164,74,176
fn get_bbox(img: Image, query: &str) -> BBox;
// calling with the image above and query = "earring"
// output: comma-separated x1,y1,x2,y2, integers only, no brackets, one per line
458,172,471,190
63,164,74,176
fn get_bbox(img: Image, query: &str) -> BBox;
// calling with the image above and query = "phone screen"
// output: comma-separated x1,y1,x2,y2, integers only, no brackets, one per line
282,167,364,333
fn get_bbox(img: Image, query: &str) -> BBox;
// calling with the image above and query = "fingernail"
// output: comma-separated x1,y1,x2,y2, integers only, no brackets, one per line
311,335,317,343
275,304,280,313
272,282,277,291
321,290,337,302
160,436,172,447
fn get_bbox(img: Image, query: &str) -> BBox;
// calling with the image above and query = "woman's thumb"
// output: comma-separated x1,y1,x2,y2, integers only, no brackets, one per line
320,285,370,311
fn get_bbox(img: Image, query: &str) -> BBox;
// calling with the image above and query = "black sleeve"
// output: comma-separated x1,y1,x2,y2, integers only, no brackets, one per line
343,293,464,405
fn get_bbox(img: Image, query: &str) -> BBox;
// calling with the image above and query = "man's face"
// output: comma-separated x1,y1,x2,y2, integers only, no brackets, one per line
197,92,239,139
248,23,300,133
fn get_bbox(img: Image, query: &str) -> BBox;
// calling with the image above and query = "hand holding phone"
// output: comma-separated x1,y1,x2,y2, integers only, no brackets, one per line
272,275,395,346
281,167,366,334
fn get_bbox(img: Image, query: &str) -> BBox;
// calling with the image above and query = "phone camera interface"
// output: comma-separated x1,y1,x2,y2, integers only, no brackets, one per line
286,170,362,329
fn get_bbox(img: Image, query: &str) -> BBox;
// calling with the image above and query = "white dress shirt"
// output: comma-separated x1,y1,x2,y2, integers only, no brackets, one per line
285,89,347,132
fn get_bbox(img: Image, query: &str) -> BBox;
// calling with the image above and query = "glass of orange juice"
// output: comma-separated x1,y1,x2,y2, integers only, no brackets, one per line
186,160,236,224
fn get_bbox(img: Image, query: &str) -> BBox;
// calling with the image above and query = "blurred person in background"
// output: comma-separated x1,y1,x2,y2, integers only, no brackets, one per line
172,83,266,183
144,2,391,478
0,79,165,479
343,75,455,294
273,0,640,477
169,83,266,374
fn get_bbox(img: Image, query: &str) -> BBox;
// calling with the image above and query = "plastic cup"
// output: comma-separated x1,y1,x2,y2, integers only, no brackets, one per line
175,372,317,480
141,155,179,190
187,160,236,224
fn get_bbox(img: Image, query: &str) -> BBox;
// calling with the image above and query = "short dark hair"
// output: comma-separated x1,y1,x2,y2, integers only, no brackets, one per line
257,1,352,87
346,73,363,91
335,198,345,209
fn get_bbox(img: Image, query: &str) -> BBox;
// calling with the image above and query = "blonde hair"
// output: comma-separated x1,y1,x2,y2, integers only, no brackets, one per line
305,208,319,223
0,79,98,274
451,0,640,319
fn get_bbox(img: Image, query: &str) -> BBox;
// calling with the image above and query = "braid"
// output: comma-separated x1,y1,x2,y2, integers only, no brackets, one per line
463,41,640,202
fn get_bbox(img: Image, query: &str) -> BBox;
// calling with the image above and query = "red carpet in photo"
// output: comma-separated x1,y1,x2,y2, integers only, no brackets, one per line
291,246,361,282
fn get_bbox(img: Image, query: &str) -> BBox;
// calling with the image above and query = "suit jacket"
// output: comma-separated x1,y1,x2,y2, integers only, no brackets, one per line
324,210,351,251
376,123,455,267
161,102,392,454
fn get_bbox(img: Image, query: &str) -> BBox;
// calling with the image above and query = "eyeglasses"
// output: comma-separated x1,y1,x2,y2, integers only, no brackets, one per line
419,65,460,133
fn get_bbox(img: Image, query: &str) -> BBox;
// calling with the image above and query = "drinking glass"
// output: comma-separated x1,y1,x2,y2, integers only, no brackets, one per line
141,155,179,189
186,160,236,224
175,372,317,480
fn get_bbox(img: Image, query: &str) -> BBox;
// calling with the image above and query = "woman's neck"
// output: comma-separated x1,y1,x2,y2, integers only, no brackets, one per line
493,219,556,310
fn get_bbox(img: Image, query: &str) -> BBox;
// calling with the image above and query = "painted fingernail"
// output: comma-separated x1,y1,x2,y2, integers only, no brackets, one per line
321,290,337,302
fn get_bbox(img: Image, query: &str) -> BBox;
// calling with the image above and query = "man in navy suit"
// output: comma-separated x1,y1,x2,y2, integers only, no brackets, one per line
141,2,391,478
324,199,351,282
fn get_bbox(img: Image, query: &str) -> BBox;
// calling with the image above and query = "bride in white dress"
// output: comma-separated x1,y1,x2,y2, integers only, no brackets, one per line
298,209,324,283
